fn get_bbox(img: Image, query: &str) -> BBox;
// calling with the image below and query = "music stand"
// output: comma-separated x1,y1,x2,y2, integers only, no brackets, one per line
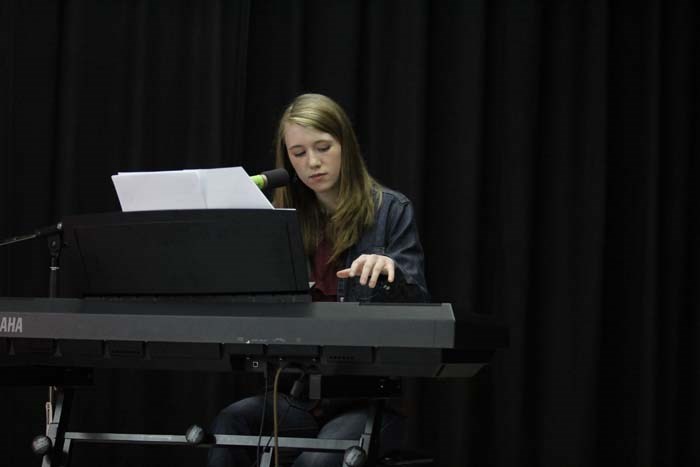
59,209,309,300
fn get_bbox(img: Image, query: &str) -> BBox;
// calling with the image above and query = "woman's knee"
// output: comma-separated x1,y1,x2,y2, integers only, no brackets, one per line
210,395,266,435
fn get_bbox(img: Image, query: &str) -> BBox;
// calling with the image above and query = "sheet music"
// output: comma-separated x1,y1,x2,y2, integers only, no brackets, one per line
111,167,273,212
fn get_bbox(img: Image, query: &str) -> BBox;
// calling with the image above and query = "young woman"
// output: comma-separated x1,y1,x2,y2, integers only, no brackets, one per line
208,94,429,467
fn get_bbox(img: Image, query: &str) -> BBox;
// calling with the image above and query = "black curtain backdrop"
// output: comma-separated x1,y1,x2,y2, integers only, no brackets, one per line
1,1,699,466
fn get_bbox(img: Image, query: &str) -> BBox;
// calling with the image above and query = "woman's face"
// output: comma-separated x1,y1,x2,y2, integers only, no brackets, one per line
284,122,342,205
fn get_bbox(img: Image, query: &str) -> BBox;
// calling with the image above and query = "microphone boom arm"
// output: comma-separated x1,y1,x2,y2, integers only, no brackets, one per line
0,222,63,248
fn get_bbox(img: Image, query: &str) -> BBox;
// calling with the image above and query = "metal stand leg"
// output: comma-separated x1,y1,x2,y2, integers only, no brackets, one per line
340,400,385,467
60,439,73,467
40,387,73,467
259,449,273,467
364,400,384,462
45,387,54,432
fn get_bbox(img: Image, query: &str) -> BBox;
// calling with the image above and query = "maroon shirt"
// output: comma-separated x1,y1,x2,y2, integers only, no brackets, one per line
309,237,338,302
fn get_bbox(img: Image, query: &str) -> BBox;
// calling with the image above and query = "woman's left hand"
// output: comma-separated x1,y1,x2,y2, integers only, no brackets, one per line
336,254,395,288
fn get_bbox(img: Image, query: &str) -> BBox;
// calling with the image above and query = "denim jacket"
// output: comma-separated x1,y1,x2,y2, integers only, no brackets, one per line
336,187,430,303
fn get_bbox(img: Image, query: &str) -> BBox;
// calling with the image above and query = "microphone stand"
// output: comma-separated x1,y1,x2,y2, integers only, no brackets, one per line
0,222,63,297
0,222,64,436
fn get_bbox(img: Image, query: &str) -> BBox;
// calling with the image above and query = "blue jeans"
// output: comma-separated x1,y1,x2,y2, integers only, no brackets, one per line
207,394,404,467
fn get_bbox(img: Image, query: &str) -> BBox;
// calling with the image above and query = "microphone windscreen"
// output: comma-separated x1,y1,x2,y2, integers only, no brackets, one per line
261,168,290,189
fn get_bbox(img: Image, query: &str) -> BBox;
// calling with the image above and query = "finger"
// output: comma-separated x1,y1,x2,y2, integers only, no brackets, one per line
359,255,377,285
386,260,395,283
349,255,367,277
368,259,386,288
336,268,351,278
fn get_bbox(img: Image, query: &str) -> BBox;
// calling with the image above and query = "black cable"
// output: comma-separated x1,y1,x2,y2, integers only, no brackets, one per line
254,368,269,467
273,365,283,466
248,402,293,467
249,363,315,467
249,362,291,467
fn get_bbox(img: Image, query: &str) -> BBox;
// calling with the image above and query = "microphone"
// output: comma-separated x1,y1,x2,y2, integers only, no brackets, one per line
250,168,289,190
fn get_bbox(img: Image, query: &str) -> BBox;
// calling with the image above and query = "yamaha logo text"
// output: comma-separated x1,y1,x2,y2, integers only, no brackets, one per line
0,316,23,333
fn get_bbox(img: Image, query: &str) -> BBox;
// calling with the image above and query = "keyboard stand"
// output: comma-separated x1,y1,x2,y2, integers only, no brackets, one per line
29,369,387,467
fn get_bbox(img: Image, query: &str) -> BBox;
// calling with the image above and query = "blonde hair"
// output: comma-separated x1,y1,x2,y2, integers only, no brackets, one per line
273,94,379,263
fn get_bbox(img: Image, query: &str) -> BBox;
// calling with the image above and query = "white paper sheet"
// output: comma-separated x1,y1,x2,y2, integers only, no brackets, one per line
111,167,273,211
199,167,273,209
